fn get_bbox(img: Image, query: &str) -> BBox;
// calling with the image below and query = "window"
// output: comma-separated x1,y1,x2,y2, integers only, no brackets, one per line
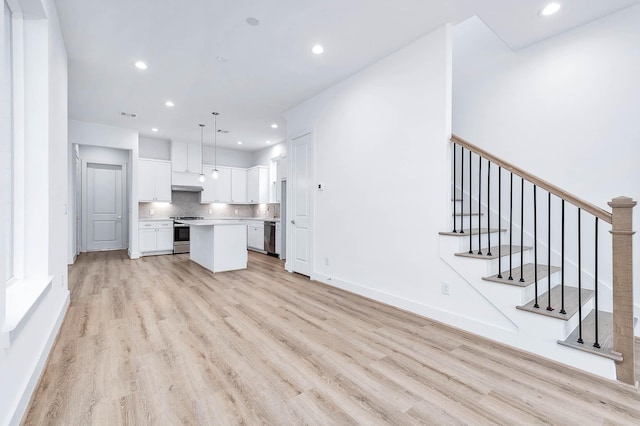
3,0,14,282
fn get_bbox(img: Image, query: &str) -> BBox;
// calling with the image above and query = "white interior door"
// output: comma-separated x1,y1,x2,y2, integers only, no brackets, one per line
290,133,313,276
86,163,124,251
75,149,81,256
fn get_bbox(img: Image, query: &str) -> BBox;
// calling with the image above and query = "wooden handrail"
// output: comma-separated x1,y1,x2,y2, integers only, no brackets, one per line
451,134,613,224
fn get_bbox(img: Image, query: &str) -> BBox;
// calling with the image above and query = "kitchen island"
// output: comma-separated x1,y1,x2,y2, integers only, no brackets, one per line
176,219,248,273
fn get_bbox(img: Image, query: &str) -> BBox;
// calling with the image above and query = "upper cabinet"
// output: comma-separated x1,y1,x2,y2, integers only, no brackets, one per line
138,159,172,202
201,165,232,203
231,168,247,203
171,141,202,174
247,166,269,204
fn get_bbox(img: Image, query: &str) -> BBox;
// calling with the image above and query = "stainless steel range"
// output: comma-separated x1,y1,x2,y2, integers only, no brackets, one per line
170,216,203,254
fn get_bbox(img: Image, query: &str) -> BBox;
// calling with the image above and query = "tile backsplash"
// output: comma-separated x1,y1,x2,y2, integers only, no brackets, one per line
138,191,280,219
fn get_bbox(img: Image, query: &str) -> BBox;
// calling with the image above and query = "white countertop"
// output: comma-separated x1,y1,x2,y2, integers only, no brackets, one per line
140,217,279,222
176,219,248,226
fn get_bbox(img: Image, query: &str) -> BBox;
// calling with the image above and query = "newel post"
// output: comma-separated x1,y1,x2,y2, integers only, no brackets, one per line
608,196,637,386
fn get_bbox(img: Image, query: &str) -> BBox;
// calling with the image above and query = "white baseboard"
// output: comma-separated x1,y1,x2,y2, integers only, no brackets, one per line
311,272,518,344
10,290,70,426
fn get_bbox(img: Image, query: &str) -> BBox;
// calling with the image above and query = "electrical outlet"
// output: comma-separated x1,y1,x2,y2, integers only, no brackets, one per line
235,209,238,214
208,209,213,214
441,282,450,295
149,208,155,215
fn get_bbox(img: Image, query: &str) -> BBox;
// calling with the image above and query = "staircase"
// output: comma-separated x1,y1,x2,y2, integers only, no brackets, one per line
439,135,637,385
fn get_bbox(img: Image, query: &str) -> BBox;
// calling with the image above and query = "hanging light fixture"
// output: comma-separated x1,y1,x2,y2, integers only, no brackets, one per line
211,112,220,179
198,124,206,182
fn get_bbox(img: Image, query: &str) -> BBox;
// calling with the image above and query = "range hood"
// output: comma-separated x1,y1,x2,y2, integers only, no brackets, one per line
171,185,204,192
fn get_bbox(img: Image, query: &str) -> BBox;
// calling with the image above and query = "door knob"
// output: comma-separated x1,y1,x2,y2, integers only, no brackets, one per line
291,220,296,225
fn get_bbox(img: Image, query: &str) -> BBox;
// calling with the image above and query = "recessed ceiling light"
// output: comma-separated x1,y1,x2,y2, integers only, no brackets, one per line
312,44,324,55
265,140,271,144
165,101,174,107
539,3,561,16
246,17,260,26
151,128,158,132
237,141,242,145
271,123,278,129
134,60,147,70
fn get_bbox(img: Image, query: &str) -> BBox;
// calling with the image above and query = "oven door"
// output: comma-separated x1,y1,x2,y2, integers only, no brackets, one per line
174,224,190,242
173,224,190,253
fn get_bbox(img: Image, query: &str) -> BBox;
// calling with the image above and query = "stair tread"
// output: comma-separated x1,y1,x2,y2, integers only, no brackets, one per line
452,212,484,217
483,263,561,287
516,285,594,320
439,228,504,237
455,245,531,260
557,311,622,361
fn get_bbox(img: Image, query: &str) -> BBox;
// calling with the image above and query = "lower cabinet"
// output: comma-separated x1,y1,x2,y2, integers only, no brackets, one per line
246,221,264,251
139,220,173,255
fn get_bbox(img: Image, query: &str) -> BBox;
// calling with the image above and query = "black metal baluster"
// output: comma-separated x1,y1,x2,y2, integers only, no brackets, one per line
520,178,525,282
508,173,513,280
533,185,539,308
547,192,553,311
487,162,492,256
497,167,502,278
469,150,473,254
452,143,457,233
460,147,464,234
477,157,482,255
594,218,600,348
577,208,583,344
560,200,566,315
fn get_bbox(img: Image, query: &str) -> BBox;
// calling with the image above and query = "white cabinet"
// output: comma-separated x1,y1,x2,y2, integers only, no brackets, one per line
275,156,287,203
246,220,264,250
171,141,202,174
247,166,269,204
201,165,232,203
231,168,247,203
138,159,172,202
139,220,173,255
172,171,202,187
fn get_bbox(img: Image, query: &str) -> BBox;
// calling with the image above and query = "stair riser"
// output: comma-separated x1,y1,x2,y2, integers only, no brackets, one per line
455,232,512,252
522,276,562,300
486,253,533,275
452,214,484,231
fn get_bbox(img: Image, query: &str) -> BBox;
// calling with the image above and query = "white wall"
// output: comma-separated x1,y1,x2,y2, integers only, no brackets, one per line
79,144,129,164
453,7,640,328
68,120,140,258
203,145,253,168
252,141,286,166
1,0,70,424
139,136,170,160
283,25,520,342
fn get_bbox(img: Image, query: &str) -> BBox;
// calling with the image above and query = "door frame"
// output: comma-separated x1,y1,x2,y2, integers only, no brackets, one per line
81,160,128,252
285,129,314,275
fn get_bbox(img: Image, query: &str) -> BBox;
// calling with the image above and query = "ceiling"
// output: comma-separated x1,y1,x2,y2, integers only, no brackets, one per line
53,0,639,151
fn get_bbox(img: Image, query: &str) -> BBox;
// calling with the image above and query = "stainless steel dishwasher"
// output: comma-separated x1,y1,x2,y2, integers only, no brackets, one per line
264,221,276,255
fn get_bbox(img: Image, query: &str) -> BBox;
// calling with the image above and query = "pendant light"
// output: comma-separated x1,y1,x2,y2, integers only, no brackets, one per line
198,124,206,182
211,112,220,179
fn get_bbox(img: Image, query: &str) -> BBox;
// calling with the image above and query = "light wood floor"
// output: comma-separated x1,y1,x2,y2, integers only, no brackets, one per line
23,250,640,425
